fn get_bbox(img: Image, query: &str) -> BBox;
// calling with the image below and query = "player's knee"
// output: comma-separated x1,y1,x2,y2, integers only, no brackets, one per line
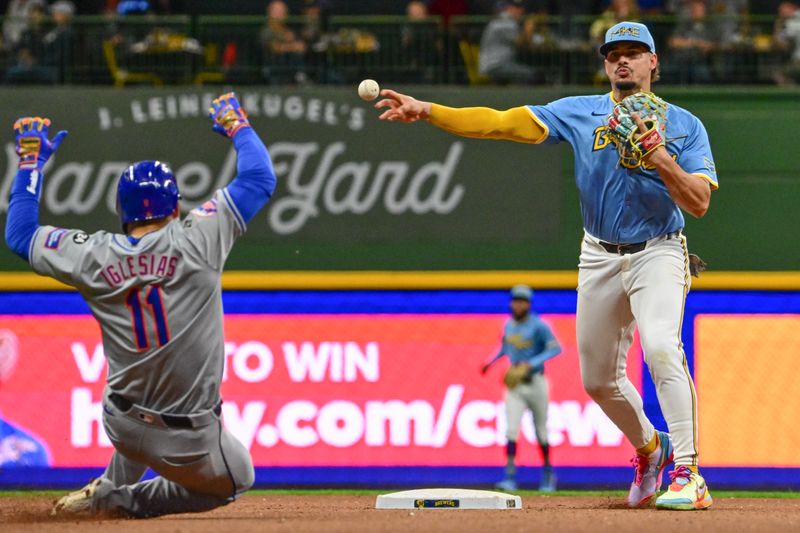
234,458,255,494
641,341,681,371
581,377,616,401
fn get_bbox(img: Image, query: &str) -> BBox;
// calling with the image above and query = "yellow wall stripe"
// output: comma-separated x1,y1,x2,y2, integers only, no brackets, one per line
2,271,800,291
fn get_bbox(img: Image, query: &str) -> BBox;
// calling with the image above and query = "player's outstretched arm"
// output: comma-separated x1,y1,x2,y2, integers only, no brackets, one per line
375,89,546,143
4,117,67,261
208,92,277,224
527,341,562,369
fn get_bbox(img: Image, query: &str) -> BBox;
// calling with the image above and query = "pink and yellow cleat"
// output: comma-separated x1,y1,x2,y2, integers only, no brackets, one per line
655,466,713,510
628,431,673,508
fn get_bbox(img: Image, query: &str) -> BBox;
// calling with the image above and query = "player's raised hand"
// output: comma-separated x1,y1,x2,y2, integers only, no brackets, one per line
13,117,68,170
208,92,250,138
374,89,432,123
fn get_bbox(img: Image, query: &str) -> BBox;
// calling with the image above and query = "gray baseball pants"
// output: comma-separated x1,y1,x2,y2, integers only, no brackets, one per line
92,392,254,518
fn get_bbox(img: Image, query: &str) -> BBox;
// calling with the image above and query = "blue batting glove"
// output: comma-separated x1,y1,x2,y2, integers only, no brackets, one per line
208,92,250,138
14,117,68,170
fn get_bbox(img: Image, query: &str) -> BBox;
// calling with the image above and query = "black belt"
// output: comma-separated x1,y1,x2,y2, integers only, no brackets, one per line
598,231,681,255
108,393,221,429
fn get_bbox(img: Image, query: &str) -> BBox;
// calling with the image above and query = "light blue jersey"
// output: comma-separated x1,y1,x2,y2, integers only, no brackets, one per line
500,314,561,375
0,416,50,467
528,94,718,244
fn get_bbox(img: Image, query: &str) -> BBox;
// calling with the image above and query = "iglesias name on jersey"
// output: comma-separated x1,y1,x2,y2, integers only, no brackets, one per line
27,188,246,414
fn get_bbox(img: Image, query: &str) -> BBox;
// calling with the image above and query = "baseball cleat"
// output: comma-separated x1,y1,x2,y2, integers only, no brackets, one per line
539,466,557,493
51,478,102,516
495,478,518,491
655,466,713,510
627,431,673,508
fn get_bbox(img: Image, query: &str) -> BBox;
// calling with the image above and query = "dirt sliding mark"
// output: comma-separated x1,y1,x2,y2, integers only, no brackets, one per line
2,494,799,533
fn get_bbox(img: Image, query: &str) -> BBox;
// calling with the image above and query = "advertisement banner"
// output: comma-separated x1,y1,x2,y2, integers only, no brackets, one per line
1,88,799,271
0,314,637,468
696,314,800,468
0,87,573,271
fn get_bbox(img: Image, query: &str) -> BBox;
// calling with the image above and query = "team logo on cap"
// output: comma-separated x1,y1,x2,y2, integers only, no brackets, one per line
611,26,640,38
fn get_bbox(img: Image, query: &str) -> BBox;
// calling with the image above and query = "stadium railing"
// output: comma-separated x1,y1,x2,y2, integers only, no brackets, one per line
0,14,790,86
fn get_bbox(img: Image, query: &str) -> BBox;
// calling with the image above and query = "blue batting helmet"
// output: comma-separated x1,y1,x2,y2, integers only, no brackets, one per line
117,160,180,231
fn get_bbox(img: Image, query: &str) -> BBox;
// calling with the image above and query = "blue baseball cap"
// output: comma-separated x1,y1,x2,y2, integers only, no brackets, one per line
510,285,533,301
600,21,656,56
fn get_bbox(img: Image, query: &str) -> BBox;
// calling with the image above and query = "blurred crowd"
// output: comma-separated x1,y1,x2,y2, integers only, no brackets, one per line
0,0,799,85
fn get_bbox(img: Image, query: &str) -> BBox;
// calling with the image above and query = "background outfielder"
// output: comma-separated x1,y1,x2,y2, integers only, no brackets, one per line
375,20,717,511
4,93,276,517
482,285,561,492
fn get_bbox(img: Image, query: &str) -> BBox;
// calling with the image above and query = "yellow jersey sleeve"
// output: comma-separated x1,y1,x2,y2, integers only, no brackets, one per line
428,104,547,144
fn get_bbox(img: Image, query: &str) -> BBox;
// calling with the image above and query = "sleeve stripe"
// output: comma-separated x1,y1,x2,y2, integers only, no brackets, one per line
524,107,550,144
112,235,137,252
222,187,247,232
692,173,719,190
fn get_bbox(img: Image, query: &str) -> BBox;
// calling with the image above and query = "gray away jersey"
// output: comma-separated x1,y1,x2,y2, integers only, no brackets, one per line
29,189,245,414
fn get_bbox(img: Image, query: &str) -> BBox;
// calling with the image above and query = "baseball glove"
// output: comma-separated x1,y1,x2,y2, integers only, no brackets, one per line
606,91,668,166
689,253,707,278
503,364,530,389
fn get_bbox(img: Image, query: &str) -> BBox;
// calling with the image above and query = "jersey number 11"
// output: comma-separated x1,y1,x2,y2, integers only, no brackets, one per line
125,284,170,350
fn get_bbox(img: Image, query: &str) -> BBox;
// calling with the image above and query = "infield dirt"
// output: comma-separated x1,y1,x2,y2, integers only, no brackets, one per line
2,494,799,532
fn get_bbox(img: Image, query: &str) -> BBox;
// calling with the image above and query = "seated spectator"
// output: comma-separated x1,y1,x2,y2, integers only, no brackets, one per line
709,0,751,46
260,0,308,84
665,0,717,83
42,1,76,83
301,0,327,50
402,1,431,52
4,2,53,83
3,0,47,51
524,12,557,50
478,0,542,84
773,1,800,84
401,1,439,82
590,0,640,47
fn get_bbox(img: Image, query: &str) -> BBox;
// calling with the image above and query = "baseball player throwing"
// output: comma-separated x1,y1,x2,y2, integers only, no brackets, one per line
4,93,276,517
482,285,561,492
375,21,717,510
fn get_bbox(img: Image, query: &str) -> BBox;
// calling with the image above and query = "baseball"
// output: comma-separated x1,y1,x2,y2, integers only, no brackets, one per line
357,79,380,101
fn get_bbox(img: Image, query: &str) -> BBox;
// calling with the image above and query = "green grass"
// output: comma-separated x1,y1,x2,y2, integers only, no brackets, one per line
2,489,798,499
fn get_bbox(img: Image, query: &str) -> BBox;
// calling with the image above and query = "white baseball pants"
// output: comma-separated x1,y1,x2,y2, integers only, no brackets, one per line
505,373,549,446
576,232,698,466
